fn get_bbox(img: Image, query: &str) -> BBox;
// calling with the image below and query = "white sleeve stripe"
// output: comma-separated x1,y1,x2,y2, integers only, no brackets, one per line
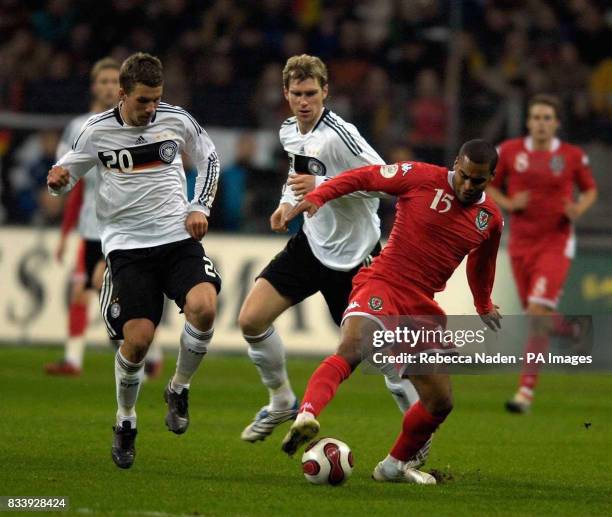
197,152,219,207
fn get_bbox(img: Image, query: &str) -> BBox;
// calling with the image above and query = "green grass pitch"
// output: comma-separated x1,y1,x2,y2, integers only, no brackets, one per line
1,346,611,516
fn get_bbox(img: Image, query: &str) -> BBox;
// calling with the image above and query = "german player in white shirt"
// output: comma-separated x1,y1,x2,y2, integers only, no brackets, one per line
47,53,221,469
45,57,120,377
238,55,421,456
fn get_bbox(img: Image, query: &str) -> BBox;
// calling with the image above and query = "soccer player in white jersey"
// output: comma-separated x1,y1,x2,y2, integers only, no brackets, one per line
45,57,120,377
238,55,421,449
47,53,221,469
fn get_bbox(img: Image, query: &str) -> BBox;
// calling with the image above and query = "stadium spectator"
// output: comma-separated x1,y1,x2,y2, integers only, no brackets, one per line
0,0,609,228
13,129,61,224
214,132,254,232
407,68,448,164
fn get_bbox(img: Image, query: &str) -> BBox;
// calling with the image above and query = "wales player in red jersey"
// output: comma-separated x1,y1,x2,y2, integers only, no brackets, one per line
488,94,597,413
280,140,503,484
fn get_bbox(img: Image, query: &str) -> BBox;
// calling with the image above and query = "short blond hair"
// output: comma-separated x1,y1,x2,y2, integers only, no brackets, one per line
282,54,328,89
90,57,120,83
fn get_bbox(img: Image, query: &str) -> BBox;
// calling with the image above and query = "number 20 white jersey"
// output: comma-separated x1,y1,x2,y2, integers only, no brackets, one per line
51,102,219,256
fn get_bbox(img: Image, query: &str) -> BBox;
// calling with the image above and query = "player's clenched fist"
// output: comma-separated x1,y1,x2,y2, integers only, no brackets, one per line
47,166,70,190
270,203,292,233
185,211,208,240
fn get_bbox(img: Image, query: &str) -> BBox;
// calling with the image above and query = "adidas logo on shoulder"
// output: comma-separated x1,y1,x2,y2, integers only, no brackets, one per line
135,136,147,145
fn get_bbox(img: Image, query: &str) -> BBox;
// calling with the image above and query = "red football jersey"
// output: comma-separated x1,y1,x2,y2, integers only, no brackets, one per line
306,161,503,314
492,137,596,255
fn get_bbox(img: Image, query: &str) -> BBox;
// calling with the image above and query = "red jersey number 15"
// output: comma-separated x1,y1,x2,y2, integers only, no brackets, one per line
430,188,454,214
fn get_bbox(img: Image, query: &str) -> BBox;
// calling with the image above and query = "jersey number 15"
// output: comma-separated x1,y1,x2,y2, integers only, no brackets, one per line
430,189,454,213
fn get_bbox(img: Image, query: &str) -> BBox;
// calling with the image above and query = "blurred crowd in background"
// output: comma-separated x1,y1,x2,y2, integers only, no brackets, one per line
0,0,610,232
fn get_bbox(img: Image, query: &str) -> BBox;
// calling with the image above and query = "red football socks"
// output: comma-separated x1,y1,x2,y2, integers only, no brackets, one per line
299,355,352,417
551,313,578,338
68,302,88,337
390,401,449,462
519,334,550,391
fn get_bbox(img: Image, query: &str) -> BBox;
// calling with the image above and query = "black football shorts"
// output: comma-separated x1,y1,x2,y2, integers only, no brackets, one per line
258,229,380,326
100,238,221,340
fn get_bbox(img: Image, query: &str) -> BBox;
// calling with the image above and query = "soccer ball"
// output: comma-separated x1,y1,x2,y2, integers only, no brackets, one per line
301,438,354,485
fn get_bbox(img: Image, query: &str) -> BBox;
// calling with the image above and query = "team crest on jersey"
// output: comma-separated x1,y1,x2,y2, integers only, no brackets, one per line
475,209,490,231
368,296,384,311
379,164,398,178
159,141,178,163
549,155,565,176
110,302,121,319
307,157,325,176
514,152,529,173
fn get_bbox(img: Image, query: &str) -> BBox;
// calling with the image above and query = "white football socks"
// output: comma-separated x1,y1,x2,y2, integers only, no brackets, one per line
65,336,85,368
171,322,212,394
115,350,145,427
382,367,420,413
245,326,296,410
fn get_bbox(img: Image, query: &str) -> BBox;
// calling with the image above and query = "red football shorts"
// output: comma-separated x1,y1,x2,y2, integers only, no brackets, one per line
510,248,572,310
342,268,450,358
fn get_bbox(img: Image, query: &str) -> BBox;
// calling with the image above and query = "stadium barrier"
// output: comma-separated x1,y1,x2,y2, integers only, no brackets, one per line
0,227,523,353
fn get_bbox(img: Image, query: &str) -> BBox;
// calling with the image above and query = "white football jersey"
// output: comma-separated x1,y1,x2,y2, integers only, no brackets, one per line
50,102,219,256
279,108,383,271
57,112,100,240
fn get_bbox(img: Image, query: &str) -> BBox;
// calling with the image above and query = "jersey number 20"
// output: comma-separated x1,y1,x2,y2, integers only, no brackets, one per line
101,149,134,173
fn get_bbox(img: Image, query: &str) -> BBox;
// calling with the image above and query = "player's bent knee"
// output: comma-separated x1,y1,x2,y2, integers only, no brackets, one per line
184,283,217,327
122,319,155,361
187,305,216,330
238,308,269,336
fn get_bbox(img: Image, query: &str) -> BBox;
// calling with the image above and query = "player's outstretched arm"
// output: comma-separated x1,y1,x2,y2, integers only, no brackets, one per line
467,219,503,327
